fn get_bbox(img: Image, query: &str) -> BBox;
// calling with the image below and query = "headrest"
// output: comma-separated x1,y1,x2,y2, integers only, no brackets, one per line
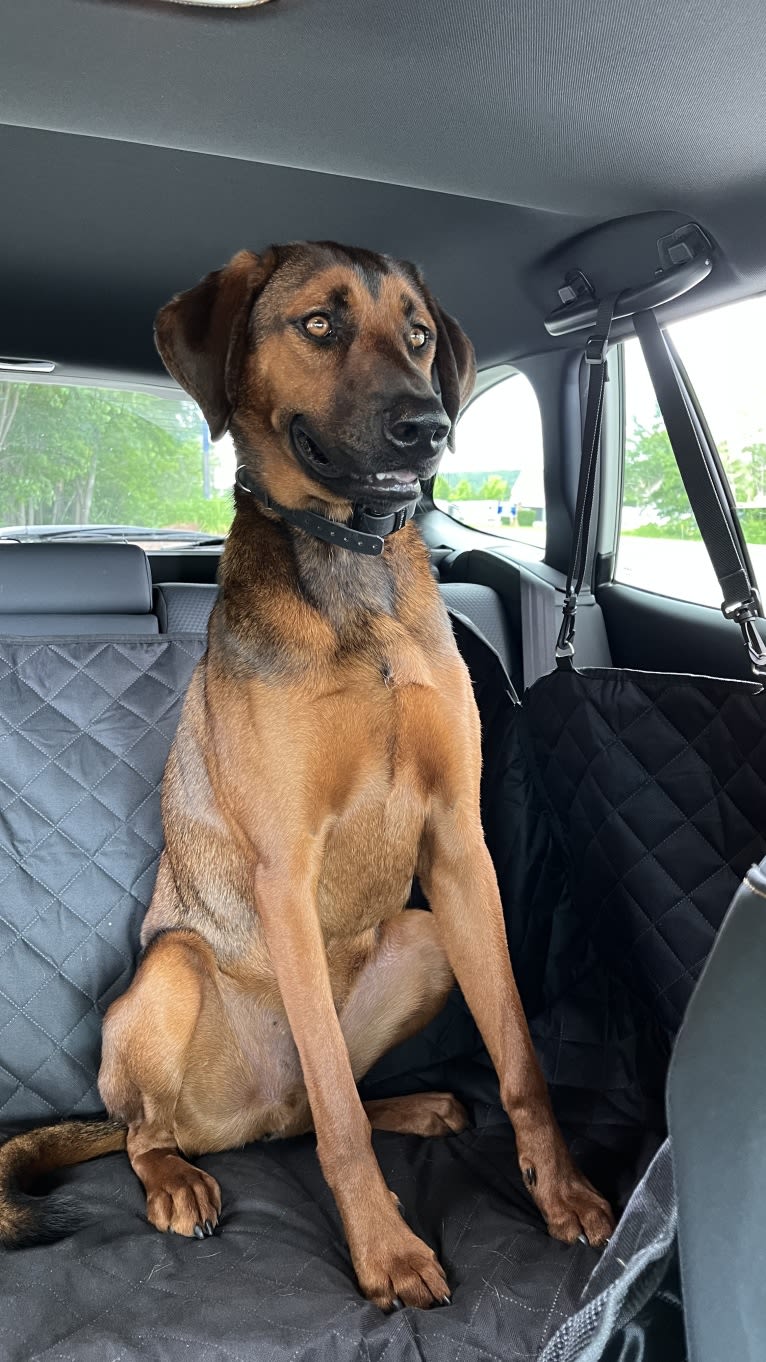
0,543,154,616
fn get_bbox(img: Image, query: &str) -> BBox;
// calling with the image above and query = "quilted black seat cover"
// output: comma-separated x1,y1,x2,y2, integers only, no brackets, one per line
0,626,682,1359
0,1123,614,1362
0,638,206,1121
523,666,766,1031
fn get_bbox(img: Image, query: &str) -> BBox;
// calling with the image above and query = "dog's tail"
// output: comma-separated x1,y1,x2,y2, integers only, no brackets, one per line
0,1119,127,1247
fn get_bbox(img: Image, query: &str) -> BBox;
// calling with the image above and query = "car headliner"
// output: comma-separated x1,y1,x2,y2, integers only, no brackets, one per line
2,0,765,375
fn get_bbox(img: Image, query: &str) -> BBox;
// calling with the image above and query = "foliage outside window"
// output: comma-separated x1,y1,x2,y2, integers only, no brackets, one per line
433,371,545,552
0,382,235,536
618,295,766,606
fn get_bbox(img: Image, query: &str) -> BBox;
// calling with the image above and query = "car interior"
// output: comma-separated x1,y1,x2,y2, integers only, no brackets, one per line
1,2,765,1359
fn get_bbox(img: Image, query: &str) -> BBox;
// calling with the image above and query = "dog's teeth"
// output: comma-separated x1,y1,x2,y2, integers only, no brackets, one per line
374,472,388,481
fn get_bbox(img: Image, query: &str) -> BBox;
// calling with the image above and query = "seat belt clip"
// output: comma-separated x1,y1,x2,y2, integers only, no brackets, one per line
584,334,609,370
721,591,766,678
555,592,578,660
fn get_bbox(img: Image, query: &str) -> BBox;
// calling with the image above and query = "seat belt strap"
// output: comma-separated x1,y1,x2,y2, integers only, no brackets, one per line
556,292,619,665
633,310,766,678
520,569,558,690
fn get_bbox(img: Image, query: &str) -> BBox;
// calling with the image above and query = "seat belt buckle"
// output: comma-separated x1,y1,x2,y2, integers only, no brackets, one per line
719,588,757,623
741,617,766,679
721,591,766,678
721,588,762,624
584,334,609,370
555,592,578,661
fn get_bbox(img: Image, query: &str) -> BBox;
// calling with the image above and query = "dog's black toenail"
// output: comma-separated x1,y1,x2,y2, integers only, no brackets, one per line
391,1297,404,1311
204,1219,214,1236
442,1295,452,1306
193,1224,205,1239
523,1166,537,1187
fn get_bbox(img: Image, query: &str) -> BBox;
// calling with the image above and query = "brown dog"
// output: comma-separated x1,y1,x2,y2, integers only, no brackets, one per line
0,242,613,1308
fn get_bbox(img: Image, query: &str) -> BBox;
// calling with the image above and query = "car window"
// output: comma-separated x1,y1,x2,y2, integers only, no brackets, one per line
616,295,766,606
0,379,236,541
433,371,545,554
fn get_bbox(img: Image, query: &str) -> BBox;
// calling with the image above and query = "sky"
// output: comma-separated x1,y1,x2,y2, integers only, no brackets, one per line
625,294,766,457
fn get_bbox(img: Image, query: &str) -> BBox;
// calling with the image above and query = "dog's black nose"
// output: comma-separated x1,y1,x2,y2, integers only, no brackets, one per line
383,400,451,457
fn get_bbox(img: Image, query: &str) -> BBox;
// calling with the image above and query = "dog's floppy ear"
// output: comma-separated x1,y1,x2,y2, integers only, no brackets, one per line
430,302,477,447
403,265,477,447
155,248,279,440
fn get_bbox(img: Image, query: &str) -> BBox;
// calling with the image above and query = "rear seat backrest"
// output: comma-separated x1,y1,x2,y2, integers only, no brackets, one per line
0,547,515,658
156,580,516,677
438,582,517,678
0,543,158,635
154,582,220,634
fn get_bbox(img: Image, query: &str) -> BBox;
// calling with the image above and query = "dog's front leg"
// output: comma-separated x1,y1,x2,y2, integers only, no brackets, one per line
254,861,451,1310
420,802,615,1247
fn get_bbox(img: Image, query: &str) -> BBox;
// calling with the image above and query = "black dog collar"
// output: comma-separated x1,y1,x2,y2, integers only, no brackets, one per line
235,466,418,557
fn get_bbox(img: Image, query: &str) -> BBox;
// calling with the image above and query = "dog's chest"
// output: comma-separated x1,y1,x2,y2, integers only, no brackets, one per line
313,672,444,937
316,775,427,936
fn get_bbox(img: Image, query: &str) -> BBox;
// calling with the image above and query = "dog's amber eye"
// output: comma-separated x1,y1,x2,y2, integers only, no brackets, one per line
410,325,429,349
303,315,332,338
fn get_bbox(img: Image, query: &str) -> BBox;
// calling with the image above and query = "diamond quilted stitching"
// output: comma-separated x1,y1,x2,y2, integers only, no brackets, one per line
17,1045,98,1111
0,796,62,861
21,966,94,1039
526,667,766,1031
90,761,156,821
0,729,51,785
50,667,126,724
23,896,98,962
0,668,55,731
0,862,51,930
10,828,82,896
57,799,125,857
17,761,91,824
93,824,163,892
0,1083,59,1122
89,701,166,758
58,859,141,920
0,932,53,1005
121,724,176,776
55,728,128,785
651,823,730,897
0,636,204,1119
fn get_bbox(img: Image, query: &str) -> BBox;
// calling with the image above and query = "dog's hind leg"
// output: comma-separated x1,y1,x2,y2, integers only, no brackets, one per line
355,1089,465,1222
98,929,225,1238
338,910,469,1137
363,1093,468,1136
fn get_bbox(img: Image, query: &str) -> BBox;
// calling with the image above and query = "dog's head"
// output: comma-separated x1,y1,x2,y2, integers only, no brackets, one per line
155,242,476,514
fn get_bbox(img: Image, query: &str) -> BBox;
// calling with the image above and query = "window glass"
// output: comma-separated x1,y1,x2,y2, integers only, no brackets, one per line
0,379,236,543
617,295,766,605
433,371,545,553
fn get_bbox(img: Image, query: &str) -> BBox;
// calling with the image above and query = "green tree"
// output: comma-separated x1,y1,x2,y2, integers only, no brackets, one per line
741,442,766,501
476,474,510,501
721,453,752,506
452,478,473,501
623,410,697,534
0,383,233,534
433,473,452,502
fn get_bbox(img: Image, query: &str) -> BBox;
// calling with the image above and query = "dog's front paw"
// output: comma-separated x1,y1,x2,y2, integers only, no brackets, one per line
521,1156,614,1248
353,1217,451,1311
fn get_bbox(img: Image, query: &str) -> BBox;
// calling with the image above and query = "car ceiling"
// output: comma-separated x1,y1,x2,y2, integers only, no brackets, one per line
2,0,766,377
